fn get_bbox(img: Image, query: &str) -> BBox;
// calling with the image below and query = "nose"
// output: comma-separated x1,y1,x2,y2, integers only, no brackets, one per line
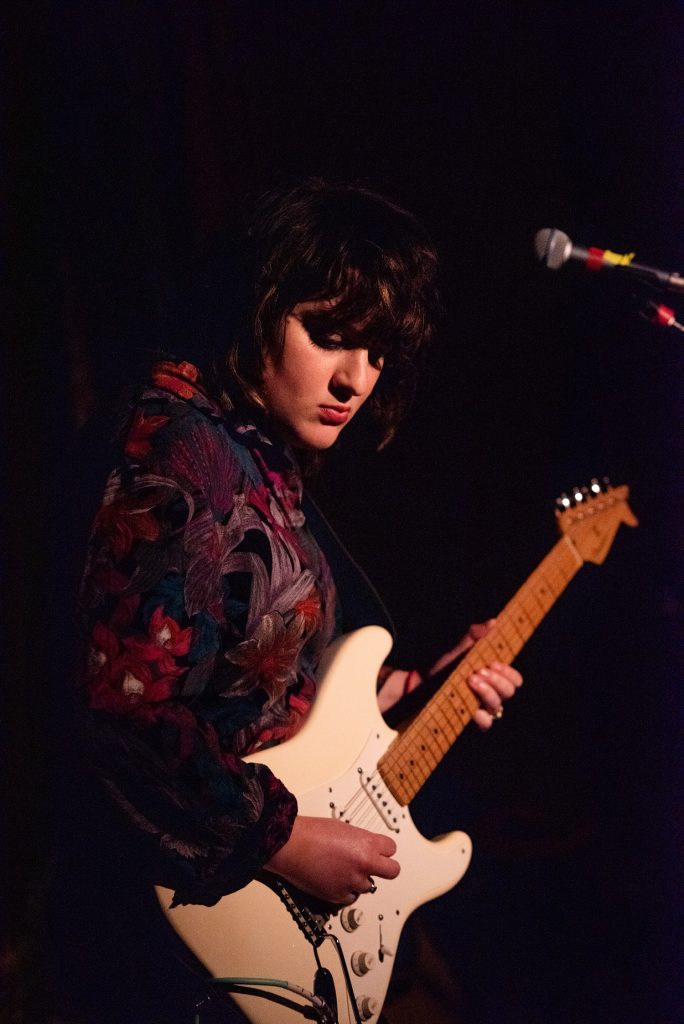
330,348,371,398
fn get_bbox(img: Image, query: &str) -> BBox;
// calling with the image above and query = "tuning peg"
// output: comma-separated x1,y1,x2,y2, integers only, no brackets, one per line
556,492,572,511
602,476,611,492
590,478,602,495
572,486,584,504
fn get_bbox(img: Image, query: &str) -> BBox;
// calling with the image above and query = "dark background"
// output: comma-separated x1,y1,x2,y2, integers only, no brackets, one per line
5,3,683,1022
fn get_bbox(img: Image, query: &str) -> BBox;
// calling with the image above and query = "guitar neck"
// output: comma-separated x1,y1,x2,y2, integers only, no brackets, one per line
378,534,584,805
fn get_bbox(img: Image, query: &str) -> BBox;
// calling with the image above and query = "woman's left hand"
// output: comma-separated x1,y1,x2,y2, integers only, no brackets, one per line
432,618,523,730
377,619,523,728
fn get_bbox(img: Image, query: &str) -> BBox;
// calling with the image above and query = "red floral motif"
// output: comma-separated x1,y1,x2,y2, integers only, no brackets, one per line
89,653,178,714
293,591,322,635
87,608,192,715
125,409,170,460
123,607,192,676
94,495,161,560
151,361,199,399
150,606,192,653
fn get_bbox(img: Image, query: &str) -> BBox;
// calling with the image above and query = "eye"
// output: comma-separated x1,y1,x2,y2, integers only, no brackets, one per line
306,328,344,351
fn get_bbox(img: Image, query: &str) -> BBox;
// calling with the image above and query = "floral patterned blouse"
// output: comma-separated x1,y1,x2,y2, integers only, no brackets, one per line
79,359,339,905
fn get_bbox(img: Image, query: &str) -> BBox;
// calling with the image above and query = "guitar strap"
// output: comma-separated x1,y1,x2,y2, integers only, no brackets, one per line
302,491,396,639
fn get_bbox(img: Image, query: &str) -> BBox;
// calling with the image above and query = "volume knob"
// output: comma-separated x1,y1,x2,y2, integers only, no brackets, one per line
351,950,376,976
356,995,379,1020
340,906,364,932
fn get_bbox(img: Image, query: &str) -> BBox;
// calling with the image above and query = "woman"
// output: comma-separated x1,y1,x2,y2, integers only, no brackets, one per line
70,180,521,1019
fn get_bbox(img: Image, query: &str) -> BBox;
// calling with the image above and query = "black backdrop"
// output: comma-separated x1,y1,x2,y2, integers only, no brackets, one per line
6,3,683,1022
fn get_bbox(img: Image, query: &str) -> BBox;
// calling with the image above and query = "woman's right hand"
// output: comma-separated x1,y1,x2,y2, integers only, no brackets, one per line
264,815,400,905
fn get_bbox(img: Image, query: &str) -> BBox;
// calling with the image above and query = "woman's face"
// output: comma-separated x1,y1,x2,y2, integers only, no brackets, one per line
259,300,383,449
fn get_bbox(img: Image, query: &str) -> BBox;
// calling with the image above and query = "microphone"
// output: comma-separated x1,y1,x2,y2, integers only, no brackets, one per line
534,228,684,294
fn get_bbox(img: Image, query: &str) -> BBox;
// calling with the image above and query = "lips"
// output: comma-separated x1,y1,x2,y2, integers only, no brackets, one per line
319,405,351,426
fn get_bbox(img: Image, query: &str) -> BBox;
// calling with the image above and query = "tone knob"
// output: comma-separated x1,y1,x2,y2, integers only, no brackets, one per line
340,907,364,932
351,950,376,976
356,995,379,1021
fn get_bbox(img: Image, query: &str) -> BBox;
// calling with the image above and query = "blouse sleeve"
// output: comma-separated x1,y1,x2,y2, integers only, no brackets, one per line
78,389,328,907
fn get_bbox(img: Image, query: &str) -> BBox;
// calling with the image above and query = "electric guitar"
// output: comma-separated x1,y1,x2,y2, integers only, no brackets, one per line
156,481,637,1024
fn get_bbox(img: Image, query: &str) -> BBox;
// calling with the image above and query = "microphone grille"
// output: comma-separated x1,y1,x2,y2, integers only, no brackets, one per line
534,228,572,270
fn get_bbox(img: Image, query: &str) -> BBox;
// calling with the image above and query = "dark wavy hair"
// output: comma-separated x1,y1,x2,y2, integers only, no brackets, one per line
206,180,441,448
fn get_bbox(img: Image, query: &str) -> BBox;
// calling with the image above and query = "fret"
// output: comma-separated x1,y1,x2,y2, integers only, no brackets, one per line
474,636,502,664
517,591,544,625
425,720,451,756
444,687,476,725
460,646,488,673
505,605,535,642
432,704,459,746
488,630,516,660
520,580,547,617
379,538,585,804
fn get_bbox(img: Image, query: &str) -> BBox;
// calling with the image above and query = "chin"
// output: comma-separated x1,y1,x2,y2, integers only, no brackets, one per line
290,425,343,451
296,434,340,451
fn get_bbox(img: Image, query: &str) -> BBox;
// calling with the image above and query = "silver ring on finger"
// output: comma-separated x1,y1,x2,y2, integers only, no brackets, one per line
491,704,504,720
368,877,377,894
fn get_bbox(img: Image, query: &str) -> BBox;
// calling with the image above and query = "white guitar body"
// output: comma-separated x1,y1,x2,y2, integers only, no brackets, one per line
156,483,637,1023
157,626,472,1024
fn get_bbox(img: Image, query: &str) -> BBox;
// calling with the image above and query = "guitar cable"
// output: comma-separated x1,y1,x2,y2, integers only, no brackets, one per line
204,934,366,1024
206,976,337,1023
318,934,363,1024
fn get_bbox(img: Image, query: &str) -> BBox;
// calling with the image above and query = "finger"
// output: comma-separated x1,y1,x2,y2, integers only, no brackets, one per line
473,707,495,731
455,621,490,658
468,670,507,709
365,855,400,881
373,833,397,857
382,856,401,880
468,618,497,642
356,832,401,880
350,873,379,895
479,666,518,699
489,661,523,688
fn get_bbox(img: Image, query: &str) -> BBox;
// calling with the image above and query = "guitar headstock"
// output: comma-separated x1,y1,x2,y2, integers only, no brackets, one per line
555,479,638,564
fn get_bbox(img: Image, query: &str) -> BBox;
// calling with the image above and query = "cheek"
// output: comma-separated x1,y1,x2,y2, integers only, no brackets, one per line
368,364,383,395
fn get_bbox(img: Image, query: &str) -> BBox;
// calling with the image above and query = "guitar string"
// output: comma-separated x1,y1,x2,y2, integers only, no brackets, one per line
339,769,391,830
336,558,558,822
341,785,371,824
339,555,573,822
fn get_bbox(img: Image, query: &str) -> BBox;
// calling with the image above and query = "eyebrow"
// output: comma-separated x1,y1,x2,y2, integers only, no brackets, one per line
296,301,394,357
298,311,353,339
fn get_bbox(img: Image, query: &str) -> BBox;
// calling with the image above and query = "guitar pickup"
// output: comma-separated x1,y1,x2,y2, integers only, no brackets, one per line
359,769,402,832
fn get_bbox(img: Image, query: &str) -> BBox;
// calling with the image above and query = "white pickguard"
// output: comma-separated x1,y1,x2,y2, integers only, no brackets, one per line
156,626,472,1024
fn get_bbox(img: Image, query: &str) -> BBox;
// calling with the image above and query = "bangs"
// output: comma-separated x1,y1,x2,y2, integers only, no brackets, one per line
290,230,438,369
220,180,441,447
302,280,405,367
